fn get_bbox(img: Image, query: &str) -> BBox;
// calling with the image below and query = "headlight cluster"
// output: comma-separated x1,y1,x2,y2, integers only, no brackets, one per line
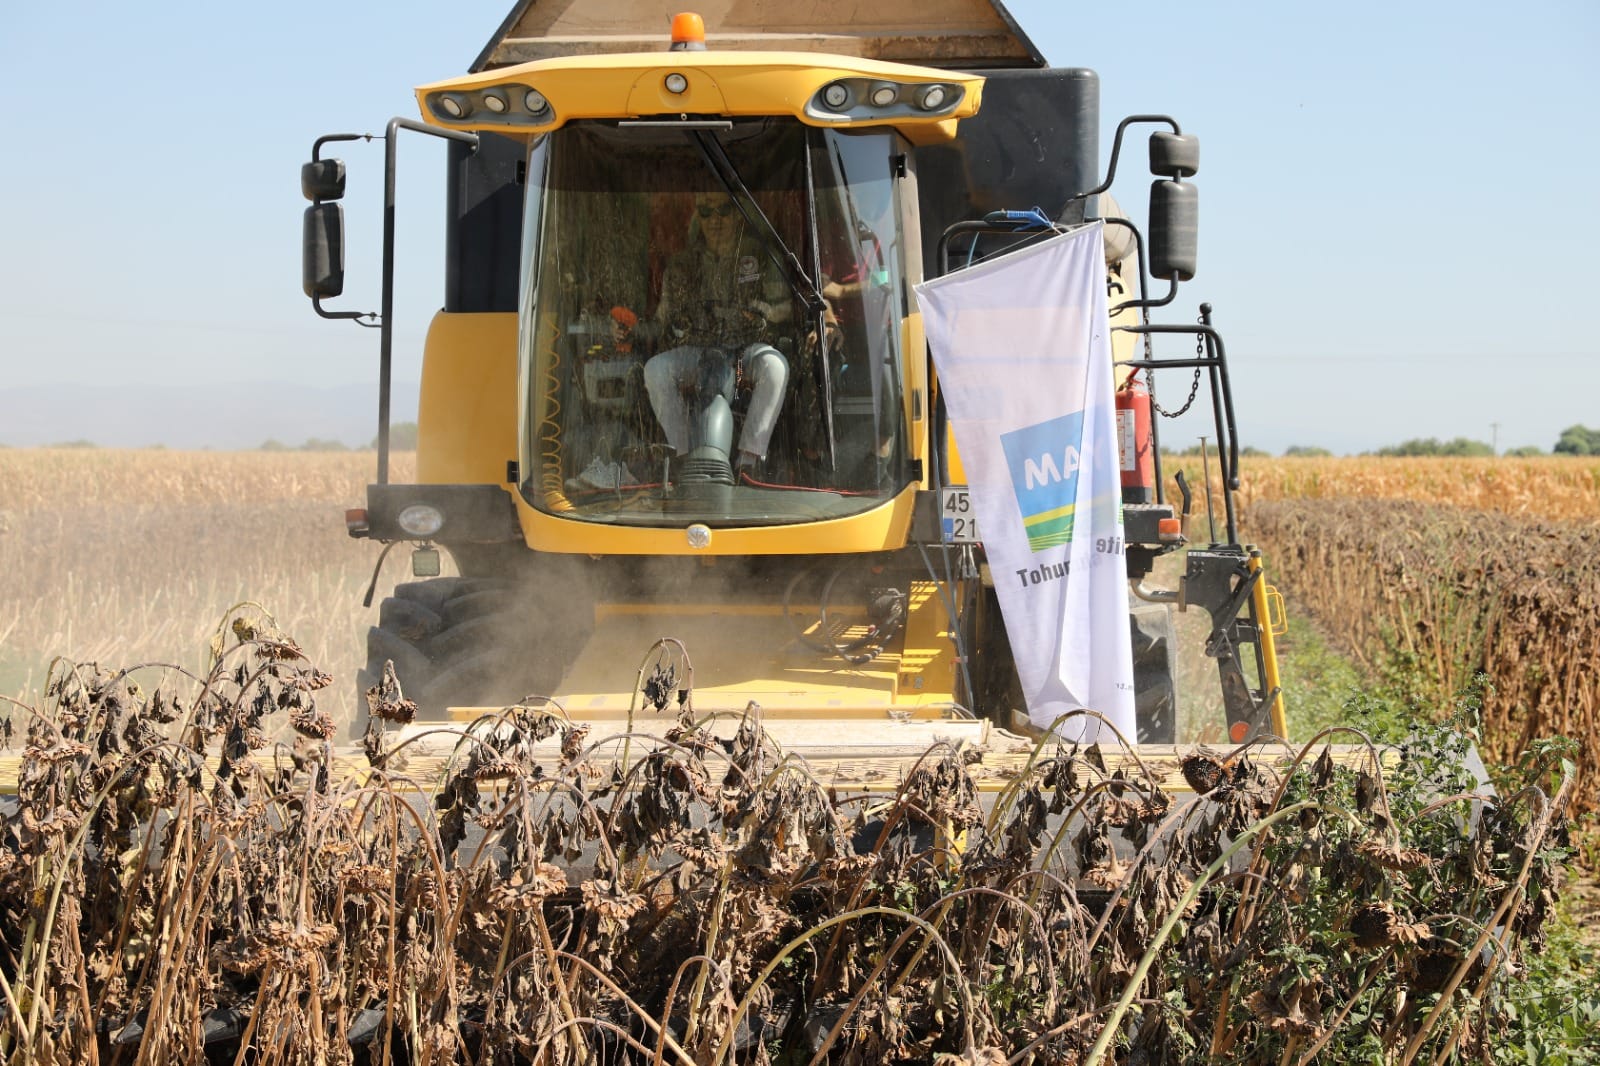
427,87,553,127
806,79,962,122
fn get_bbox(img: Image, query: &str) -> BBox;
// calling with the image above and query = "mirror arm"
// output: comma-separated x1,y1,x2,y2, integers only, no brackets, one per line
1110,274,1178,316
376,118,479,485
1058,114,1182,214
312,296,378,324
313,132,371,163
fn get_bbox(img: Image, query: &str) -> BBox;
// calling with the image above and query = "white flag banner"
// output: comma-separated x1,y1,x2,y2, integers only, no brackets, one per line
914,223,1135,741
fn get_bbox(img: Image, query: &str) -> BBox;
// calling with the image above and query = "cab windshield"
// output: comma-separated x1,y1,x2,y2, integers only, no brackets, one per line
517,119,910,526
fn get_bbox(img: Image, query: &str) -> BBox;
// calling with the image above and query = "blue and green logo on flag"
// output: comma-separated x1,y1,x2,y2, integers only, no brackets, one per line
1001,410,1085,552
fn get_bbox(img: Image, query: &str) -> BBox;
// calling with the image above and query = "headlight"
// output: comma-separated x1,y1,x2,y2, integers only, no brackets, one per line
664,72,689,94
397,504,445,538
425,85,554,129
806,79,963,123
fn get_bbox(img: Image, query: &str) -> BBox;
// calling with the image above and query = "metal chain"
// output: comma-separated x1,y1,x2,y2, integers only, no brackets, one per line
1150,317,1205,419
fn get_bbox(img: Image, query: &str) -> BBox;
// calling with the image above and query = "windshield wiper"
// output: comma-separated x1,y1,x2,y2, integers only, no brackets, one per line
687,130,827,317
687,128,836,468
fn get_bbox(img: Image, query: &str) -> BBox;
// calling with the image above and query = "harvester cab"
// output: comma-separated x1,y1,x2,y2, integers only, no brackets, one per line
301,0,1286,757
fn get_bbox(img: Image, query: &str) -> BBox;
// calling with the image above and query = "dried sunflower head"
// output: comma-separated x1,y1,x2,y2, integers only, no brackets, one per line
1356,837,1432,872
1412,948,1462,993
296,669,335,692
821,853,877,879
25,741,91,765
214,800,267,836
366,661,418,723
219,921,338,974
1181,751,1227,795
471,756,521,782
259,637,305,662
490,862,569,910
290,708,337,740
581,878,645,923
672,828,730,868
1244,983,1325,1038
1349,902,1430,950
367,692,417,725
560,725,591,762
341,864,395,895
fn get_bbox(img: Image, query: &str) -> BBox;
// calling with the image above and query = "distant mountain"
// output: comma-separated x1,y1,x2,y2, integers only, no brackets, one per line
0,382,420,449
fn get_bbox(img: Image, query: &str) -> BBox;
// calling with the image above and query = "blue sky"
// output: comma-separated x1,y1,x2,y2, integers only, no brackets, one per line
1,0,1595,454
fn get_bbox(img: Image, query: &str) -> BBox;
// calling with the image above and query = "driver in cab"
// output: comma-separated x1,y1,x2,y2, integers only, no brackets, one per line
643,191,791,477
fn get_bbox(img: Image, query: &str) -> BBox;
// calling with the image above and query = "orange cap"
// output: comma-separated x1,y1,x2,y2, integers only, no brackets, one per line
670,12,706,49
610,305,637,329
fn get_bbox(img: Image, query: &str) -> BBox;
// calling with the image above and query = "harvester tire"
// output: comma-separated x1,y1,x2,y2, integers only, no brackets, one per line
438,588,517,622
377,596,443,641
356,575,579,727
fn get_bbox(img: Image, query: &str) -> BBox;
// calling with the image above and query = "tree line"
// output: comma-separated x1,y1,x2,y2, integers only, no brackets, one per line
1163,424,1599,458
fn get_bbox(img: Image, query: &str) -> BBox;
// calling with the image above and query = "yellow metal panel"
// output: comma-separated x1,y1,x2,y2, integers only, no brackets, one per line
896,579,960,706
903,311,928,482
945,440,967,484
623,66,729,116
416,51,983,141
513,485,918,555
1248,550,1290,738
416,311,519,486
551,604,902,715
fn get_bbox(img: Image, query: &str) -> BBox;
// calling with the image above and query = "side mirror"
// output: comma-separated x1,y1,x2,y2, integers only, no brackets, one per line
1148,180,1197,282
303,202,345,298
1149,132,1199,179
301,158,347,201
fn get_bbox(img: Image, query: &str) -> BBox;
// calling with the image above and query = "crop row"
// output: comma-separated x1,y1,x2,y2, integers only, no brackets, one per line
1246,498,1600,820
0,624,1570,1062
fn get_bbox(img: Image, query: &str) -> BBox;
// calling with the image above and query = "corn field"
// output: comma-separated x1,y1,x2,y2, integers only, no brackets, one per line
1229,456,1600,519
0,449,414,728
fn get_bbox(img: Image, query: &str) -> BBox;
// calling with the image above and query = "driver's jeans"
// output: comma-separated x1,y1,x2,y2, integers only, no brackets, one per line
644,343,789,460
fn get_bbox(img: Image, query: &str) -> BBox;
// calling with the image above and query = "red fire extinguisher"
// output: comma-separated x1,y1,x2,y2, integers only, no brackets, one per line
1115,373,1154,504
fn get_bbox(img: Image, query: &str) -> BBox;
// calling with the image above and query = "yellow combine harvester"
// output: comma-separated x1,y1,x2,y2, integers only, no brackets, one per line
302,0,1286,762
